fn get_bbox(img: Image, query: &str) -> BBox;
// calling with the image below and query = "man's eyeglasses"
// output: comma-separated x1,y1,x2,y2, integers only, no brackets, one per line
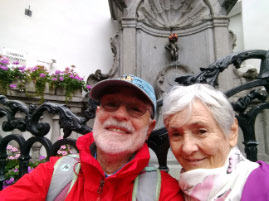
100,99,152,118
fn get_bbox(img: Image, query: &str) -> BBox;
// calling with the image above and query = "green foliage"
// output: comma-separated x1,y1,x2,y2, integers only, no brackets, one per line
3,141,73,189
0,56,91,103
50,66,89,102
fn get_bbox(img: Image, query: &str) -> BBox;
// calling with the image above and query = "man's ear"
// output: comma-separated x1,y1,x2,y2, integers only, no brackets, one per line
146,119,156,139
229,118,239,147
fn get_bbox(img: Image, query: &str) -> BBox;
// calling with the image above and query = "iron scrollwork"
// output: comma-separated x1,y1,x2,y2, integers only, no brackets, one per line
0,96,97,189
174,49,269,162
175,49,269,87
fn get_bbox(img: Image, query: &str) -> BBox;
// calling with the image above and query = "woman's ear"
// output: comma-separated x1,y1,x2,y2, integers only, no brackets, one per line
229,118,239,147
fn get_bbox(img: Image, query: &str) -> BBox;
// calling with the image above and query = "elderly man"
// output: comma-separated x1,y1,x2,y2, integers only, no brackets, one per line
0,75,183,201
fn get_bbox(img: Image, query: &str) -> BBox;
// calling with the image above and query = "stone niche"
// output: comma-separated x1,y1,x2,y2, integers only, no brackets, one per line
108,0,238,126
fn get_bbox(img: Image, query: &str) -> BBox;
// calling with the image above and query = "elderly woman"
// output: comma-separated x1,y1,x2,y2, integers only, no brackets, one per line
163,83,269,201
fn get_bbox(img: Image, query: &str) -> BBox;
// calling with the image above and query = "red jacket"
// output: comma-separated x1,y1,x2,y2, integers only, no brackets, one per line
0,133,183,201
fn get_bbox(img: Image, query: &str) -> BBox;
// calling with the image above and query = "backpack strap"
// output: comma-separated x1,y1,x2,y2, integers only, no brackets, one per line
46,154,80,201
132,166,161,201
47,155,161,201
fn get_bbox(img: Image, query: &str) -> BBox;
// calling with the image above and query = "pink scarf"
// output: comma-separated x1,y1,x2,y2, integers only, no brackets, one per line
178,147,259,201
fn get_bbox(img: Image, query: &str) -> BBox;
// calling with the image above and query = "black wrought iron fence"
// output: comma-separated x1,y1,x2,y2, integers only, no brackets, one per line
1,49,269,190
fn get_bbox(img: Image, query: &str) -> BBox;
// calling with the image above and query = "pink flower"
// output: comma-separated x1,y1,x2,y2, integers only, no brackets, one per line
60,145,66,149
18,66,26,71
55,70,61,75
31,66,38,72
86,85,92,90
52,77,57,81
0,65,9,70
39,155,46,160
28,166,34,173
0,58,10,65
75,75,83,81
65,67,70,73
11,147,18,152
15,153,20,159
59,76,64,81
39,73,46,78
12,61,20,65
7,145,13,150
9,84,17,89
5,177,14,185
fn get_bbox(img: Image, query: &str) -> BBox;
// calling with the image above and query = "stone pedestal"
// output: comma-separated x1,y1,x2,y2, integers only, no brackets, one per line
107,0,240,177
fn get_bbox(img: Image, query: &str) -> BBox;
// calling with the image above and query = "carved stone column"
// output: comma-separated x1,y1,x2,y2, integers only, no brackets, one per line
108,0,237,92
121,19,137,75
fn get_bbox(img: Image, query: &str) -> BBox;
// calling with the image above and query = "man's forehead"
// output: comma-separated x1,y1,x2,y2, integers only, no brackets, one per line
101,87,152,105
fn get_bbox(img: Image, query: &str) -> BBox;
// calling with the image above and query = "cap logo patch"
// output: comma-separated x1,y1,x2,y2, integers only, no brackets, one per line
121,75,133,82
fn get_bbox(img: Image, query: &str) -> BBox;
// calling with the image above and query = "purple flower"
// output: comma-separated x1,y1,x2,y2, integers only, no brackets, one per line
5,177,14,185
39,73,46,78
28,166,34,173
0,65,9,70
39,155,46,160
65,67,70,72
59,76,64,81
18,66,26,71
52,77,57,81
31,66,38,72
13,168,19,173
0,58,10,65
9,84,17,89
12,61,20,65
55,70,61,75
86,85,91,90
75,75,83,81
69,74,75,79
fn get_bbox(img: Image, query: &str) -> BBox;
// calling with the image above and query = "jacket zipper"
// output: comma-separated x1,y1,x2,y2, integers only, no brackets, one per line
96,179,105,201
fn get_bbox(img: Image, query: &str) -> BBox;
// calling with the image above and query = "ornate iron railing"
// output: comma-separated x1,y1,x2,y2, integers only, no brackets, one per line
0,49,269,190
174,49,269,162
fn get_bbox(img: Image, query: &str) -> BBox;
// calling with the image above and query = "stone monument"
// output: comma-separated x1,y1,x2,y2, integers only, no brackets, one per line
88,0,238,127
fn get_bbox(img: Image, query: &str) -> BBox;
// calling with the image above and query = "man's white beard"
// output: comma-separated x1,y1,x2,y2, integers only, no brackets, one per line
93,117,149,155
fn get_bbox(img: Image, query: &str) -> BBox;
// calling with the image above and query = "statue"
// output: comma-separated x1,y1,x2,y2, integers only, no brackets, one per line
165,33,179,61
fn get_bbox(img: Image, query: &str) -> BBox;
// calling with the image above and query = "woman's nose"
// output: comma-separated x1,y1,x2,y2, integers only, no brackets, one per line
181,135,198,155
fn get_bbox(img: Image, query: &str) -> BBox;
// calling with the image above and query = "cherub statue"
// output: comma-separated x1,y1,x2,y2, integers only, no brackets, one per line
165,33,179,61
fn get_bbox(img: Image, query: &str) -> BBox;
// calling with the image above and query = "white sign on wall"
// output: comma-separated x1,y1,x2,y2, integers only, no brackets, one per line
2,47,27,66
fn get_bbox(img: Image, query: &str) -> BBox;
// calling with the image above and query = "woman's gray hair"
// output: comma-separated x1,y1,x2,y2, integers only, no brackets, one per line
163,83,235,135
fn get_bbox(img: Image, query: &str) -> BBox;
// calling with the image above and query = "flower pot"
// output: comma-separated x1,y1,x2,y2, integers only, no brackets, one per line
72,89,82,97
25,81,35,93
44,83,55,95
56,87,66,96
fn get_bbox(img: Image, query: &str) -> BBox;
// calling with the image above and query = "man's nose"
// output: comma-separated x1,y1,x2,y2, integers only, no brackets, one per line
113,104,129,120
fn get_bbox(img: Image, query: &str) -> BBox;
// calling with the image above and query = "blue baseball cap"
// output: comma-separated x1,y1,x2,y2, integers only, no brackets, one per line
90,74,156,118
